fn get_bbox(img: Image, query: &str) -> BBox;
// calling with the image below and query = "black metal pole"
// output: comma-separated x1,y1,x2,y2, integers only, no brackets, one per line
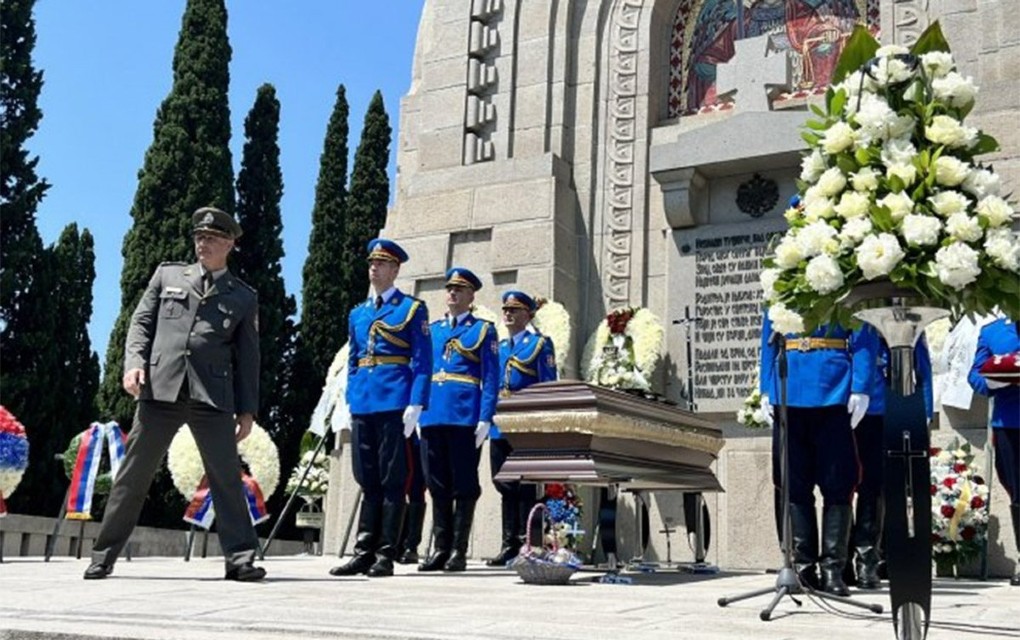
261,433,330,559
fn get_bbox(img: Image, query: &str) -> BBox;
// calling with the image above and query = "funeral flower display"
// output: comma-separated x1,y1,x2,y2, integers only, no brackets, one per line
762,23,1019,335
167,422,280,500
0,405,30,517
542,483,584,550
285,447,330,498
736,387,771,430
532,299,572,377
930,439,989,568
582,307,664,391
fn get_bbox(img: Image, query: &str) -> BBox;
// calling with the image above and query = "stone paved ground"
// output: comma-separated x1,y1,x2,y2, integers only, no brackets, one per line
0,556,1017,640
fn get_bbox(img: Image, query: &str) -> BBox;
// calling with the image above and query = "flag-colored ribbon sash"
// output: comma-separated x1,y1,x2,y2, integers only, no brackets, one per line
183,472,269,529
66,421,126,520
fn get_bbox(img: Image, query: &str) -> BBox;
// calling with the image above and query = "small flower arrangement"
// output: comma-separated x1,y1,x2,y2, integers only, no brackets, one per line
762,22,1019,335
930,439,989,568
532,298,572,377
543,483,584,550
736,388,771,430
582,307,664,391
285,446,330,498
167,421,280,499
0,405,30,516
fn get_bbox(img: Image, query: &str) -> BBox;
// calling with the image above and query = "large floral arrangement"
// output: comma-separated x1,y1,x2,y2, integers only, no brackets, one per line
930,438,989,568
532,299,572,376
581,307,664,391
542,483,584,550
167,422,280,499
0,406,30,517
762,23,1019,335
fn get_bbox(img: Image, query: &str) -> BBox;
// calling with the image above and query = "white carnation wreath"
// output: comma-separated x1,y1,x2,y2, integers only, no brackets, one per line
167,422,279,499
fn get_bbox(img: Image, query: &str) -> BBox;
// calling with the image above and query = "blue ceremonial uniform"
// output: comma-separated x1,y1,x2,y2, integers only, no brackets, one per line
490,330,558,438
969,318,1020,508
759,312,880,594
419,313,499,501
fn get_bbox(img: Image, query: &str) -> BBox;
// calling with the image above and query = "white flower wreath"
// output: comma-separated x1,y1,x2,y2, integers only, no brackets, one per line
581,307,664,391
167,422,280,499
532,299,572,376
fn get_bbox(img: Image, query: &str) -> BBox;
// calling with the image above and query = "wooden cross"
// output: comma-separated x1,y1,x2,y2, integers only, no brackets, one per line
715,34,792,113
887,430,929,538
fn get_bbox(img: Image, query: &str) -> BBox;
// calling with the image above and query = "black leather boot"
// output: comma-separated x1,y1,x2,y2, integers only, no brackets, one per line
790,503,820,591
820,504,852,596
397,501,426,564
486,496,519,567
330,499,380,576
367,502,405,577
1011,504,1020,587
444,500,477,572
419,499,453,572
853,498,882,590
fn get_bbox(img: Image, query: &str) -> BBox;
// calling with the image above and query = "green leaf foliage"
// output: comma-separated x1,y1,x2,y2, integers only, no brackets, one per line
909,22,952,56
831,25,880,86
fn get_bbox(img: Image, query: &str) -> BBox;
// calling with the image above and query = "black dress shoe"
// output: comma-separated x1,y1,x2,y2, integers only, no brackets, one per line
225,564,267,582
83,562,113,580
367,557,394,577
418,551,451,572
396,549,419,565
485,546,517,567
329,553,375,576
1011,569,1020,587
443,550,467,572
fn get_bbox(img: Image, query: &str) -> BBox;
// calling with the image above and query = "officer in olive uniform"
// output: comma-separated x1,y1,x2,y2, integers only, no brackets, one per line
330,239,432,578
848,338,932,589
759,312,879,596
417,268,499,573
486,291,557,567
85,207,264,582
968,317,1020,586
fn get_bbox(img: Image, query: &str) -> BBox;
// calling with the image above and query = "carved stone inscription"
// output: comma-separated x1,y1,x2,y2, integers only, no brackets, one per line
693,232,777,405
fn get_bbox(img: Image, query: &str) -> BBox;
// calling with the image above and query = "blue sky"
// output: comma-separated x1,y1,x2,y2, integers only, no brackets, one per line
29,0,424,366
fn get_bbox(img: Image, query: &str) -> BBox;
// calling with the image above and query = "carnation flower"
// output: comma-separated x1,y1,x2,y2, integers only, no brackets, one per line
760,268,781,301
768,302,805,335
945,212,983,243
925,115,978,149
876,44,910,57
855,233,905,279
871,55,915,86
805,254,845,294
920,51,955,78
800,149,827,183
928,190,970,217
802,187,836,221
934,155,970,187
878,191,914,220
834,191,871,219
839,217,873,248
881,138,917,166
774,236,804,269
932,72,978,108
900,214,942,247
850,167,880,192
821,121,855,154
935,242,981,289
984,228,1020,272
816,167,848,198
796,220,840,258
962,168,1001,200
975,195,1015,227
886,162,918,187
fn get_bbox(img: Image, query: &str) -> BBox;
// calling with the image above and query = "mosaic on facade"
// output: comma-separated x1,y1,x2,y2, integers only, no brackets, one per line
668,0,881,117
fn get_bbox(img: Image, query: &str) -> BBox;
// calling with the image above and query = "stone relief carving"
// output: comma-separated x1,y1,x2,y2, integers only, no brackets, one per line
603,0,642,307
463,0,502,165
891,0,929,47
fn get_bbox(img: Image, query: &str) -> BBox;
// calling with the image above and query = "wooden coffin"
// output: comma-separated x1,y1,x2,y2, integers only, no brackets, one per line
492,380,724,492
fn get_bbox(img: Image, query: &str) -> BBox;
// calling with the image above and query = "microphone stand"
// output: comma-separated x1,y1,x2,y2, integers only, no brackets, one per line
718,333,883,620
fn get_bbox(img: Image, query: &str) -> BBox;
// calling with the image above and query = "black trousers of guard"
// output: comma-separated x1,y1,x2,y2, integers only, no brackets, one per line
350,410,408,560
490,437,537,544
993,428,1020,504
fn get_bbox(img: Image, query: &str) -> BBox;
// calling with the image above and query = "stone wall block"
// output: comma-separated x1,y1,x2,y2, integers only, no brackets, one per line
472,178,554,227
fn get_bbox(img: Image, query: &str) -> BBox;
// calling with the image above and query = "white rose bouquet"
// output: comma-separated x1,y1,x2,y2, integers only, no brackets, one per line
582,307,664,392
763,22,1019,335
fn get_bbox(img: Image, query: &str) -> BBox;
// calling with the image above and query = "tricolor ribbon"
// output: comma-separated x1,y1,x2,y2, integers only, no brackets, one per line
66,421,126,520
183,472,270,530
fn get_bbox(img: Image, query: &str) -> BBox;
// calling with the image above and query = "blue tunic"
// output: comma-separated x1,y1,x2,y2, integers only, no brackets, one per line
868,338,934,419
968,318,1020,429
490,330,557,439
346,290,432,415
419,313,499,428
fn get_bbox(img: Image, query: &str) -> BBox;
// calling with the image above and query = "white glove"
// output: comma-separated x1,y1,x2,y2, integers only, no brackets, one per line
475,420,490,449
415,423,422,438
847,393,869,429
986,379,1011,390
760,395,775,427
402,405,422,439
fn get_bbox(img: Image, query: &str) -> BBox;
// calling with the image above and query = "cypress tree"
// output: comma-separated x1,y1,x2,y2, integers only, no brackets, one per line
0,0,59,515
344,91,392,303
234,83,298,489
98,0,235,429
297,85,350,383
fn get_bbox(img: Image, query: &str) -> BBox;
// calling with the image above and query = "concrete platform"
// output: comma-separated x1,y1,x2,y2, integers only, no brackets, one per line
0,556,1017,639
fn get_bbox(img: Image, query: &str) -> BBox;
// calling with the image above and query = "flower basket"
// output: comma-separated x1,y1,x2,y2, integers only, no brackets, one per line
511,503,582,585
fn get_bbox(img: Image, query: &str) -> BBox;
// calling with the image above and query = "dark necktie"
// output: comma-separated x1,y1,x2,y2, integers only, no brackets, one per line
375,295,383,310
451,317,457,329
203,272,214,295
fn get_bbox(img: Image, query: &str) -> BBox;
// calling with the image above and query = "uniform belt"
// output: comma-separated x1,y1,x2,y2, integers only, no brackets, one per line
432,371,480,386
358,355,411,367
784,337,848,352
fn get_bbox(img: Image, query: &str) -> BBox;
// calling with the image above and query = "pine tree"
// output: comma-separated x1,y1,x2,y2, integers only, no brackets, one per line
297,85,350,383
344,90,392,304
98,0,235,429
234,83,298,489
0,0,60,515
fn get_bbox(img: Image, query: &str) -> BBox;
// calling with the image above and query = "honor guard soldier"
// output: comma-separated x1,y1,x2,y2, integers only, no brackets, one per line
847,338,932,589
759,313,879,595
85,207,265,582
330,239,432,578
417,268,499,572
968,316,1020,586
485,291,557,567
